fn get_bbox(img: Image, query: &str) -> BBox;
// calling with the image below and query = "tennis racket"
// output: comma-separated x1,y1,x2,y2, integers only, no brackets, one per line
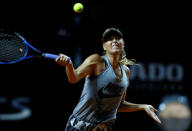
0,32,71,64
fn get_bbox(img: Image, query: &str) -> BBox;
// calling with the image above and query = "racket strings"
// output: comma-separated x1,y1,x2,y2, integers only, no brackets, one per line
0,33,27,62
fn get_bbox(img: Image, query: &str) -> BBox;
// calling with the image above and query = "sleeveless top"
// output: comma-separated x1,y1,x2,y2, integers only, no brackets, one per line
71,55,129,124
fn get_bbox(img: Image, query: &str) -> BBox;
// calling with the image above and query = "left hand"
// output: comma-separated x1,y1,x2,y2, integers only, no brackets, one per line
142,104,161,125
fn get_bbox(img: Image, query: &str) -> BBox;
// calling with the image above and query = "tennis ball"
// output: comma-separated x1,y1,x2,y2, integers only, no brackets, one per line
73,3,83,13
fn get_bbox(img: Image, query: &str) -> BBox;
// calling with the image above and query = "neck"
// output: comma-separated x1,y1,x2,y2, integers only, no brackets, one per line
105,53,120,68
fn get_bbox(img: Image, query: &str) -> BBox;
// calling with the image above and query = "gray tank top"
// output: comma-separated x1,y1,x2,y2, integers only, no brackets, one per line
71,55,129,123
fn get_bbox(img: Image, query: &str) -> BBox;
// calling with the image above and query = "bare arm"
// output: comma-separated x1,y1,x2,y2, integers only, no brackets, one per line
117,65,161,124
56,54,102,84
118,94,146,112
117,66,143,112
118,88,145,112
118,100,161,124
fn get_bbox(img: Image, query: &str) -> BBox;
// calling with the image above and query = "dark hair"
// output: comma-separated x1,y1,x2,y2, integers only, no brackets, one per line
102,27,136,66
102,27,123,43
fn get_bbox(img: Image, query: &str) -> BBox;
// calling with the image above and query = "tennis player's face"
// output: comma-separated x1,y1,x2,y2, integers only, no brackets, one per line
103,36,124,55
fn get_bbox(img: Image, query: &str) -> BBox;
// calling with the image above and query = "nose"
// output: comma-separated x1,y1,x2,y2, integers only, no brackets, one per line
111,39,119,45
112,39,118,45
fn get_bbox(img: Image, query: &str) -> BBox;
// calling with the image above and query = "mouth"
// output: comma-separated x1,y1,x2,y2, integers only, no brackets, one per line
113,45,119,48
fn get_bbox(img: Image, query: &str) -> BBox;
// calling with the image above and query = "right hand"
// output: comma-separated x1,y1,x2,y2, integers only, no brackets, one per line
55,54,71,66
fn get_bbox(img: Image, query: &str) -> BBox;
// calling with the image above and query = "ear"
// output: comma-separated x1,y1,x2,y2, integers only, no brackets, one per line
103,43,106,51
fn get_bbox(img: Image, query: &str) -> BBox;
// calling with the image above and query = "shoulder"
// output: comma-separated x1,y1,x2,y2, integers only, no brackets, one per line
122,65,130,78
85,54,104,65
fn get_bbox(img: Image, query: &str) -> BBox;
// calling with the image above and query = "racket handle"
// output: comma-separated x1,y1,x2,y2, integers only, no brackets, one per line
42,53,58,59
42,53,71,62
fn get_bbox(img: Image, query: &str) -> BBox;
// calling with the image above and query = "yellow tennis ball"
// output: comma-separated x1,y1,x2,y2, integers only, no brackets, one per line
73,3,83,13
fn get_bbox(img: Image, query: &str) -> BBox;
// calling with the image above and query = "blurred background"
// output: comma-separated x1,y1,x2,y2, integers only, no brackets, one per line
0,1,190,131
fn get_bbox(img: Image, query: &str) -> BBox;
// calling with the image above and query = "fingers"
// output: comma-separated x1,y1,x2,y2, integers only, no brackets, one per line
56,54,71,66
150,110,162,124
145,105,161,125
149,105,158,113
154,108,158,113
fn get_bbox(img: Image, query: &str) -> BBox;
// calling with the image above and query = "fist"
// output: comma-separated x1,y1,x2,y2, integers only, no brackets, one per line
56,54,71,66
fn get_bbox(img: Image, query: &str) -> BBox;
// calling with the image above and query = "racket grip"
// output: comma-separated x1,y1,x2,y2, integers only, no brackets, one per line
42,53,58,59
42,53,71,62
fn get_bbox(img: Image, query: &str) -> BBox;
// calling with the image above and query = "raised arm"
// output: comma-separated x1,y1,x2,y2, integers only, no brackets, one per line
56,54,102,84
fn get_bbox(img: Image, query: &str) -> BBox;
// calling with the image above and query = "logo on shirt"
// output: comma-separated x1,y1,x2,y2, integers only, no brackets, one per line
98,82,124,98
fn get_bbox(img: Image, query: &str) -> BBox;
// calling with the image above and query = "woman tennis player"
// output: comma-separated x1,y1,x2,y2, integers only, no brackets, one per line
56,27,161,131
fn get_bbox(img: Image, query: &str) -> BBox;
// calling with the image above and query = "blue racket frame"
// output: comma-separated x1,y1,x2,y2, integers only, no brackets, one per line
0,33,41,64
0,32,70,64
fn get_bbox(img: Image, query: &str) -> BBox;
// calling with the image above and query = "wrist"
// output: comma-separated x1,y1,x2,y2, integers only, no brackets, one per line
66,60,72,67
138,104,146,110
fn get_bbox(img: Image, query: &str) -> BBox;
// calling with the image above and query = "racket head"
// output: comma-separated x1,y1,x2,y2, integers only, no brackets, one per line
0,32,40,64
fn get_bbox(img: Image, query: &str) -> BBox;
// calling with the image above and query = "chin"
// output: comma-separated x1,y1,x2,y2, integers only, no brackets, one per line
111,50,121,55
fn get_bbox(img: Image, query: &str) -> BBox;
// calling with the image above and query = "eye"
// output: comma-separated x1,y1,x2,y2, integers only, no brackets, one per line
105,36,121,42
109,37,114,41
110,37,120,41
